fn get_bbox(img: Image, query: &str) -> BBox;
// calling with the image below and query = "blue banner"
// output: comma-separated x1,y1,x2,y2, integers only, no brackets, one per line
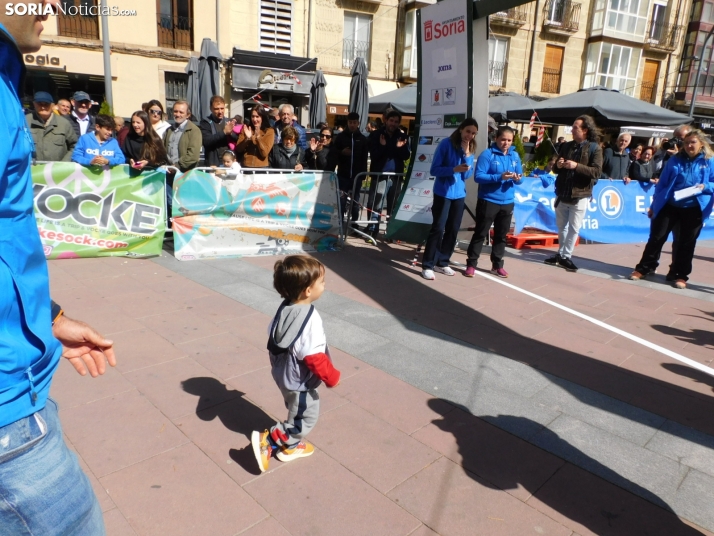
514,177,714,243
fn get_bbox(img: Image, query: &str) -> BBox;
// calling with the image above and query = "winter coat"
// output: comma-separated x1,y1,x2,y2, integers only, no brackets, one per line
25,111,77,162
269,144,307,170
235,127,275,168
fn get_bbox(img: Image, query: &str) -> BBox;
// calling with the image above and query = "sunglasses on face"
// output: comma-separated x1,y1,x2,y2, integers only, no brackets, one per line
149,109,162,115
320,134,332,139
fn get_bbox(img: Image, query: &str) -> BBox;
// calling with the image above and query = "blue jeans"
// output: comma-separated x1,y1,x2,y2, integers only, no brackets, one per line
0,399,105,536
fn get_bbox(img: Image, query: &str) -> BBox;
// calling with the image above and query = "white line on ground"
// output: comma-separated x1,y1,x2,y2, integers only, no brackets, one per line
471,270,714,378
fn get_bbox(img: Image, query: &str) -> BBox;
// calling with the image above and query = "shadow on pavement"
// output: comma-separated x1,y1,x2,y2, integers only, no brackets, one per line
428,400,706,535
315,243,714,441
181,377,273,476
662,364,714,394
651,323,714,348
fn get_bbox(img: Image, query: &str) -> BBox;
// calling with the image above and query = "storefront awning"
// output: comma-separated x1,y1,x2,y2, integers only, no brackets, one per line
324,73,399,106
231,49,317,96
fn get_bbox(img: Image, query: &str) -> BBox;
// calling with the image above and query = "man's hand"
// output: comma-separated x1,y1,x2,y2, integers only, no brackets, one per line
379,134,387,146
223,119,236,135
647,207,653,218
295,163,303,171
561,160,578,170
396,138,407,148
90,156,108,166
53,315,116,377
623,177,631,184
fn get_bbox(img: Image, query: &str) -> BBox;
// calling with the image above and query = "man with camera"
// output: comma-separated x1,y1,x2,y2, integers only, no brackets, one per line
654,125,691,178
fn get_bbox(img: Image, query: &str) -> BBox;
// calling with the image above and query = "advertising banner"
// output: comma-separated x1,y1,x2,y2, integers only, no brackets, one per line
386,0,473,243
32,163,166,259
513,177,714,243
172,170,341,260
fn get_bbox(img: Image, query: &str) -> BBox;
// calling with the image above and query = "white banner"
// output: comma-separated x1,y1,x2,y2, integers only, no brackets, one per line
172,170,341,260
395,0,471,225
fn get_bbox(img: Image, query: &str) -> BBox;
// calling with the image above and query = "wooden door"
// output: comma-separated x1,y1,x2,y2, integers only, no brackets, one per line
542,45,564,93
640,60,659,103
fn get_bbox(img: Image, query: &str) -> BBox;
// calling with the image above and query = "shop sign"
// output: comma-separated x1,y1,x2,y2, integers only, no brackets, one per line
24,54,63,68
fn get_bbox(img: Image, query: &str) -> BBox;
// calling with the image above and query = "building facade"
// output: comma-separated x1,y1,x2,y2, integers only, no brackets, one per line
28,0,402,125
426,0,691,109
671,0,714,124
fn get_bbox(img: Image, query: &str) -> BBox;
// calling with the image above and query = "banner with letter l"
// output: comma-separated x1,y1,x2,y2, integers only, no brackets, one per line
513,178,714,243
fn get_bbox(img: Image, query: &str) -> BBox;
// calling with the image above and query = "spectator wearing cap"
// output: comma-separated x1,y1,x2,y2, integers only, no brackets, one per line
67,91,96,138
25,91,77,162
56,98,71,116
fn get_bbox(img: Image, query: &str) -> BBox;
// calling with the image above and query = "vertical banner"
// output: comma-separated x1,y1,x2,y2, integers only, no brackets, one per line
386,0,473,243
32,163,166,259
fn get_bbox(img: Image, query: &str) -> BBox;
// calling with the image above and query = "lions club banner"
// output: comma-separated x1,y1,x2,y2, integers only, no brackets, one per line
514,178,714,243
172,170,341,260
32,163,166,259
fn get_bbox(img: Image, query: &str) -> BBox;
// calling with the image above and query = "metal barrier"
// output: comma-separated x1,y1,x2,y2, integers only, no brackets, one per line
340,171,406,246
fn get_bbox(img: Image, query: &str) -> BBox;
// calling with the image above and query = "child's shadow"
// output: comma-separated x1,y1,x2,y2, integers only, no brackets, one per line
181,377,274,476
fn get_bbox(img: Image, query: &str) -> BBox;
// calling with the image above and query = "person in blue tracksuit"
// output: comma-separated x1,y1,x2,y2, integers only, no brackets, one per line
0,15,115,535
464,126,523,278
630,129,714,289
72,113,126,166
421,118,478,280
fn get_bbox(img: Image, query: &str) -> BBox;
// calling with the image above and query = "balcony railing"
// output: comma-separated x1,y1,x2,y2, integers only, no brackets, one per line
157,13,193,51
541,67,562,93
342,39,371,70
640,81,656,103
491,7,528,27
542,0,581,34
57,8,99,40
489,60,507,87
644,21,682,53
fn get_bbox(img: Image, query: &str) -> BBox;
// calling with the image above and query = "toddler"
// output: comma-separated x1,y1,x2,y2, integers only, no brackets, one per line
251,256,340,472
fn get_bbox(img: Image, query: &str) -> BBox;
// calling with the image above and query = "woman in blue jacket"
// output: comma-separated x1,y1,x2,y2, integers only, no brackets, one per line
630,130,714,289
464,125,523,278
421,118,478,280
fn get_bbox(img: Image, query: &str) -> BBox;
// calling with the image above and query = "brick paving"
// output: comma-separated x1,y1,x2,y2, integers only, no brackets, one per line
47,238,714,535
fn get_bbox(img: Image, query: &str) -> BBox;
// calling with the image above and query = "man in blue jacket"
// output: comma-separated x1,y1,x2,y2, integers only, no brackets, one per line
274,103,307,150
0,3,116,534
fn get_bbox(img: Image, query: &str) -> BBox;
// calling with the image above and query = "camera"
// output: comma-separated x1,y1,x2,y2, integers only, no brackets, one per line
662,137,682,151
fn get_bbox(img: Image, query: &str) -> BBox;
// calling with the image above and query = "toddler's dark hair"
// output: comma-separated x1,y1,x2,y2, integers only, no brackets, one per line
273,255,325,302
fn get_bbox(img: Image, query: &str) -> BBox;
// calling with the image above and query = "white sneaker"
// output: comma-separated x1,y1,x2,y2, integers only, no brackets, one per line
421,269,435,280
434,266,455,276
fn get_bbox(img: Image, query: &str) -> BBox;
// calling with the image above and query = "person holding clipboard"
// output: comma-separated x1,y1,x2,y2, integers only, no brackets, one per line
421,118,478,280
630,129,714,289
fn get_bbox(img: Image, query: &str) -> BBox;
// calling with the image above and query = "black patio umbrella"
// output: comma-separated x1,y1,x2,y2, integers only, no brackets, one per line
349,57,370,131
196,38,222,122
507,86,692,127
185,56,200,121
369,83,416,115
309,70,327,128
489,92,540,123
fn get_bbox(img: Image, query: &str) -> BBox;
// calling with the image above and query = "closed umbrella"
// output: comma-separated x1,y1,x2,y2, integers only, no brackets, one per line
489,92,540,123
185,56,200,121
349,57,369,131
507,86,692,127
309,69,327,128
197,38,223,122
369,84,416,115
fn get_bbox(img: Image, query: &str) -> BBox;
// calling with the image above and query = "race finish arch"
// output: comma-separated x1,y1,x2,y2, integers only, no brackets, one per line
386,0,532,244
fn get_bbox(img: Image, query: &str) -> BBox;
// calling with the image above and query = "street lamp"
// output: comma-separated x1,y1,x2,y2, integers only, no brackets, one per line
688,26,714,118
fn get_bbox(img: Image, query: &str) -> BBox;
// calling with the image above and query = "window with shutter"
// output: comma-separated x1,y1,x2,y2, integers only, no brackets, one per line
541,44,564,93
260,0,293,55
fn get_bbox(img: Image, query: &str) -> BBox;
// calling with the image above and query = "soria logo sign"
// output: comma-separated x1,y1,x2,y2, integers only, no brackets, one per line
423,15,466,42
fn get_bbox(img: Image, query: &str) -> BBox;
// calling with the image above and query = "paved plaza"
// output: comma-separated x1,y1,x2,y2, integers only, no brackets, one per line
48,238,714,535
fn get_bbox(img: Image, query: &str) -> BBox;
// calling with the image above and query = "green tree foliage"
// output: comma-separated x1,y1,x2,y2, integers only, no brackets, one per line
523,131,555,176
98,100,113,117
513,131,526,163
